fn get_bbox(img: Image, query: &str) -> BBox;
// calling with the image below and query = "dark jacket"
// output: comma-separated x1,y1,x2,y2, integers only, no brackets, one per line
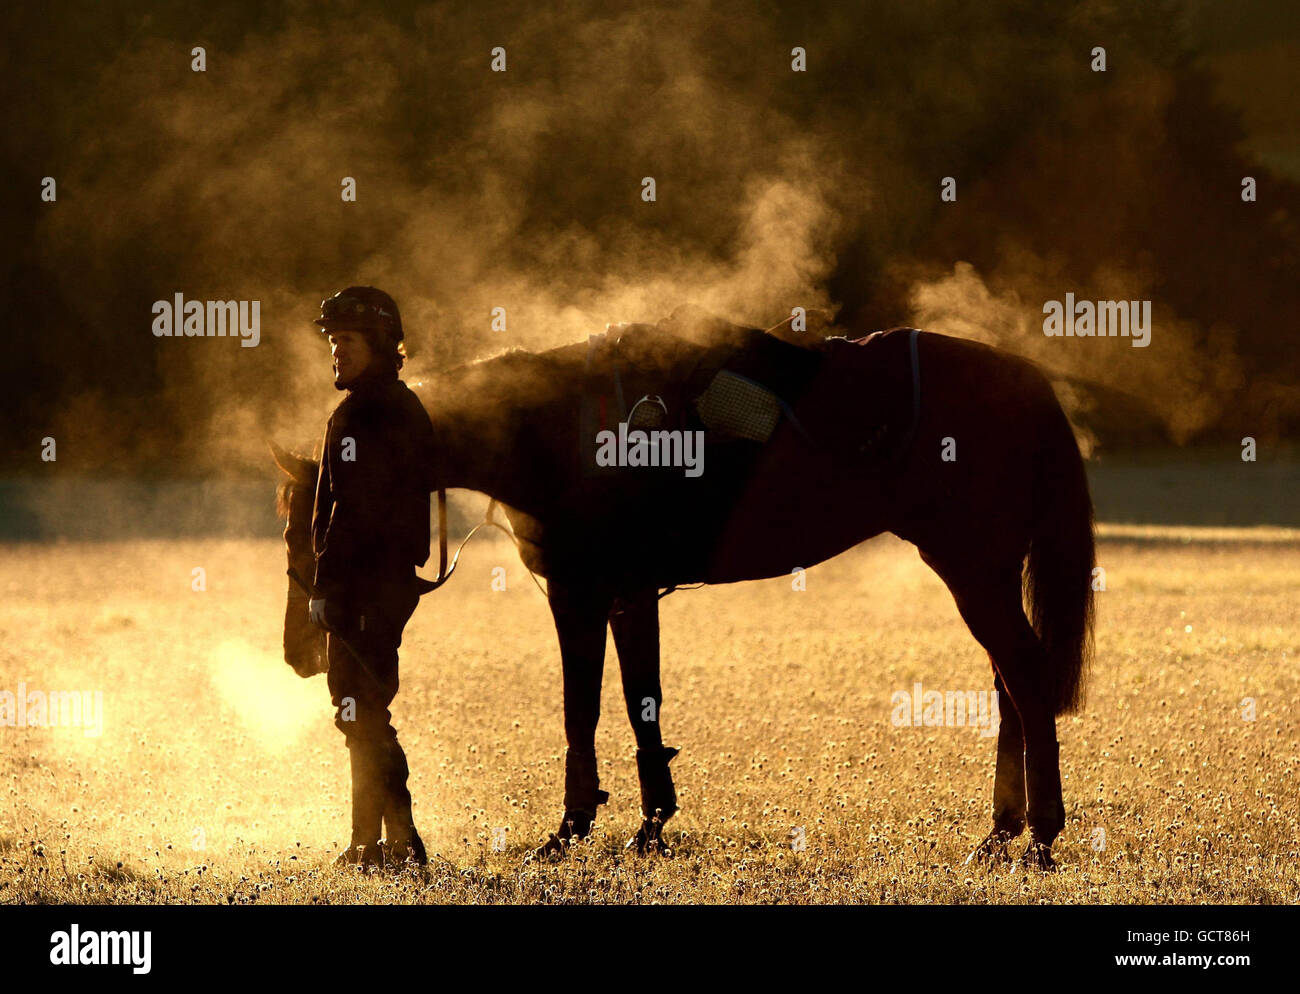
311,365,437,601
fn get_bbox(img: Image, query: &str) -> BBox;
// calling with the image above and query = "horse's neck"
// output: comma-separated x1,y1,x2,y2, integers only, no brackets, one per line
412,359,569,517
415,392,500,494
413,334,711,516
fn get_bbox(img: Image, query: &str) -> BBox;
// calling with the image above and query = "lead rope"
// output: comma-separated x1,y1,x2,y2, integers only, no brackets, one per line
419,491,549,599
425,493,697,603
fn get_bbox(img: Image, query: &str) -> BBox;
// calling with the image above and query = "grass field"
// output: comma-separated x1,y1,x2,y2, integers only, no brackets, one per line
1,525,1297,905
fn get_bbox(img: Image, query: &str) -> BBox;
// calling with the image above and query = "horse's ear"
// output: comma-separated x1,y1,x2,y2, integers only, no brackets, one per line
268,439,314,482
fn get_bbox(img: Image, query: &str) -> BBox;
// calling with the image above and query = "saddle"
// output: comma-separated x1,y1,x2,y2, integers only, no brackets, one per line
580,320,921,474
588,322,824,430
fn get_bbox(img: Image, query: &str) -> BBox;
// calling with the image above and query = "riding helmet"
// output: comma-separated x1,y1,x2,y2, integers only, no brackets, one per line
314,286,403,345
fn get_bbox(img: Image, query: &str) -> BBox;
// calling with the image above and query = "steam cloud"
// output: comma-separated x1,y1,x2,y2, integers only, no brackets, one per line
5,0,1297,479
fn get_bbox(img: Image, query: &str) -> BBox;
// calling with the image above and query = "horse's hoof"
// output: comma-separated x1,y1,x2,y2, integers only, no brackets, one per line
534,811,595,859
1020,840,1058,872
534,833,569,859
625,811,673,857
382,836,428,868
963,829,1019,867
333,843,382,870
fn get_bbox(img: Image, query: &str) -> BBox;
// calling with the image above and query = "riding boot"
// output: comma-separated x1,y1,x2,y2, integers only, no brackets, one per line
536,748,609,856
335,738,386,868
379,737,427,866
628,746,680,854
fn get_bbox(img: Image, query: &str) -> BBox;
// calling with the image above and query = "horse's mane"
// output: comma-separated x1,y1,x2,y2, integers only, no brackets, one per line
415,329,717,425
414,343,586,419
415,307,804,411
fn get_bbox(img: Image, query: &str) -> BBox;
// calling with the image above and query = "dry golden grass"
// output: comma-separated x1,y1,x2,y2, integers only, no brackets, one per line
1,528,1296,904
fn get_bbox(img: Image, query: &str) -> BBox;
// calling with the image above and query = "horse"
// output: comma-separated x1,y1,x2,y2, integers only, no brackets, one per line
272,313,1094,869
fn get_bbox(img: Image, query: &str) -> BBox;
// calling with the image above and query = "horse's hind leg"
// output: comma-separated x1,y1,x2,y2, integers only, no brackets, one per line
923,554,1065,870
536,580,612,856
609,587,680,854
966,672,1027,865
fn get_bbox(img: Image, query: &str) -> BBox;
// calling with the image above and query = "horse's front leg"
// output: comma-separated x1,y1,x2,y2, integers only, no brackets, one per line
609,586,680,854
535,579,612,856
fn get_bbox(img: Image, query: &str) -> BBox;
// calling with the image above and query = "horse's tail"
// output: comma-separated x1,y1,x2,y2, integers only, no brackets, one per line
1024,397,1096,716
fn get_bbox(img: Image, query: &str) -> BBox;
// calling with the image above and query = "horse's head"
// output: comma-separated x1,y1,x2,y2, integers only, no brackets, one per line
269,440,328,677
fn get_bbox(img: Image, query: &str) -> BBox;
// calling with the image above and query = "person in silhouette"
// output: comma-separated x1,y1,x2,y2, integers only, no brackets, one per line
309,286,436,868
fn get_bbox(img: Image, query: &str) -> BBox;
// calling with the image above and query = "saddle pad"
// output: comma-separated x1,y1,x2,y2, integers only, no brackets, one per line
694,369,782,442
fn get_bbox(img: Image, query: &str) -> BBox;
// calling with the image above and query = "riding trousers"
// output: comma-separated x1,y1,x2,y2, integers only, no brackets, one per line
324,566,422,745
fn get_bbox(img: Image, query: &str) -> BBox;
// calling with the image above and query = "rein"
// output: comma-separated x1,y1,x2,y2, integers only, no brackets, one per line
416,490,549,599
420,490,692,604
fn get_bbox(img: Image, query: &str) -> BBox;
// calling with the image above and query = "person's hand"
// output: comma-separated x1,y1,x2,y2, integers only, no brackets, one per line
308,598,331,631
